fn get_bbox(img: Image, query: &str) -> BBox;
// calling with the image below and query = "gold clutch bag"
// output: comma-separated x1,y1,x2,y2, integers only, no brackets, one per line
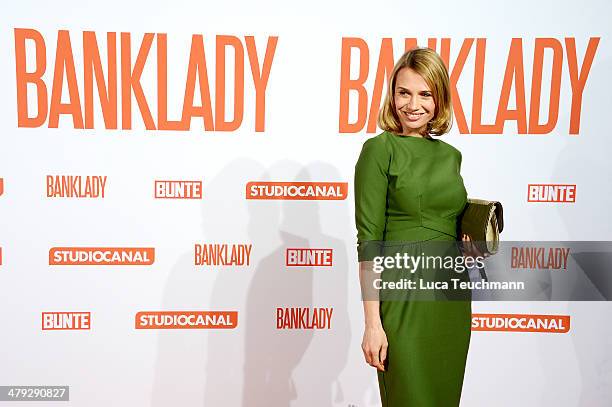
458,199,504,255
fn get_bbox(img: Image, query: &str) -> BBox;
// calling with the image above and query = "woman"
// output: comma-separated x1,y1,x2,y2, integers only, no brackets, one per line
354,47,478,406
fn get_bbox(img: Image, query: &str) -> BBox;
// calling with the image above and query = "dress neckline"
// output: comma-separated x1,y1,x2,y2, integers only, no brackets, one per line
388,131,435,141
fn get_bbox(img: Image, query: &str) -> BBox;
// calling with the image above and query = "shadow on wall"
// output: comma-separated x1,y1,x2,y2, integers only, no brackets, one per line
548,72,612,406
151,158,265,407
151,159,369,406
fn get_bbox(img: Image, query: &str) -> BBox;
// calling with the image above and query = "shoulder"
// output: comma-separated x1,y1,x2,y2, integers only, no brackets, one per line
434,137,462,158
356,132,392,171
362,131,390,149
360,131,392,157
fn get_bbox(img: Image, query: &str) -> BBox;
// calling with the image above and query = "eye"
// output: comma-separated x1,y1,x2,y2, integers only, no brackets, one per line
421,92,432,97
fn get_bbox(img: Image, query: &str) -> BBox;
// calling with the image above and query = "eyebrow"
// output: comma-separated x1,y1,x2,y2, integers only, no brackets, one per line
396,86,431,92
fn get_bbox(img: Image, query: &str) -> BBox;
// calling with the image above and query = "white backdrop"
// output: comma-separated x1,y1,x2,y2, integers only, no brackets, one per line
2,0,612,406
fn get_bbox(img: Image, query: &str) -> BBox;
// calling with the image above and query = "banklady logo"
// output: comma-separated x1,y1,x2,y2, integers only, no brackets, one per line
246,182,348,200
471,313,570,333
49,247,155,265
194,243,252,266
511,246,569,270
135,311,238,329
276,307,334,329
154,180,202,199
46,175,107,198
527,184,576,202
339,37,599,134
286,248,333,267
42,312,91,330
15,29,278,132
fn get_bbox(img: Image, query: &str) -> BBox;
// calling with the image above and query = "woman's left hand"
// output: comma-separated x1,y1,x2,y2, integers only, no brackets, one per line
461,233,487,260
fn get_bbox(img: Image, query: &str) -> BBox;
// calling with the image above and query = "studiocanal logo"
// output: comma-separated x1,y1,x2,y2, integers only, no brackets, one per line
49,247,155,265
42,312,91,330
135,311,238,329
471,313,570,333
246,182,348,200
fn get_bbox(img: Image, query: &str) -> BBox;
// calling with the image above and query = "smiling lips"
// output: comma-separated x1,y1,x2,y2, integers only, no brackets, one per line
402,111,425,121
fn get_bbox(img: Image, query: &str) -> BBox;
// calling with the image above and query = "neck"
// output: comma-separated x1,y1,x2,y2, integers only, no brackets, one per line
400,126,428,138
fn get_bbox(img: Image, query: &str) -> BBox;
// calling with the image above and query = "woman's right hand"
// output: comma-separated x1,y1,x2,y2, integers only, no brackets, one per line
362,323,388,371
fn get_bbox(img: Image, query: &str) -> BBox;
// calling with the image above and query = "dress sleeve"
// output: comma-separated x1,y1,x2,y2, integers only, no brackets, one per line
354,136,390,262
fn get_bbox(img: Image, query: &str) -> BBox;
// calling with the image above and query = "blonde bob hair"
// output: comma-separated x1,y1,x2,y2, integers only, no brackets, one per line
378,47,453,137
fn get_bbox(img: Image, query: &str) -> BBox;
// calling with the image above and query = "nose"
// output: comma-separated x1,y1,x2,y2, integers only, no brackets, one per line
408,96,419,110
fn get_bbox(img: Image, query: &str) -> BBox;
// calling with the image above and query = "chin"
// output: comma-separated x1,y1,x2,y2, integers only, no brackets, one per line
402,121,428,132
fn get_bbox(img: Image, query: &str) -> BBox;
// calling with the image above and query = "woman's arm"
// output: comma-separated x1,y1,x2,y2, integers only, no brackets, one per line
354,135,390,371
359,260,388,371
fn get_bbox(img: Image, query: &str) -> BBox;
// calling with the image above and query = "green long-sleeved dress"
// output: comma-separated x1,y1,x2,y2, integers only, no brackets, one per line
354,131,471,406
